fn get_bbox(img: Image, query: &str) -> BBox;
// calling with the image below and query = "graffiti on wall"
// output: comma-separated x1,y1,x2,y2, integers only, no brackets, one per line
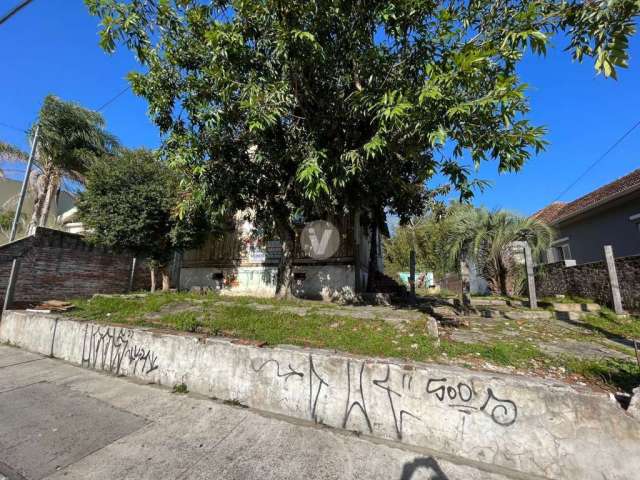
250,354,519,439
426,378,517,426
81,325,159,376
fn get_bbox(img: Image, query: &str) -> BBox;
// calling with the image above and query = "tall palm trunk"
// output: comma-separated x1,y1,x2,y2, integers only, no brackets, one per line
28,172,50,235
39,172,60,227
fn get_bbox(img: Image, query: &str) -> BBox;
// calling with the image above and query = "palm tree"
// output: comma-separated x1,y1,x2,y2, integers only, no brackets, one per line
0,95,118,235
445,204,554,296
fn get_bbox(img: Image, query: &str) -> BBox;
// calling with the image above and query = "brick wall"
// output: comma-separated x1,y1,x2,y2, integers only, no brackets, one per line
0,227,154,307
535,255,640,312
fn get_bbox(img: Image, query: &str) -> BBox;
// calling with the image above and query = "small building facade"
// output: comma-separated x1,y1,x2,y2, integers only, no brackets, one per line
534,168,640,265
179,212,384,300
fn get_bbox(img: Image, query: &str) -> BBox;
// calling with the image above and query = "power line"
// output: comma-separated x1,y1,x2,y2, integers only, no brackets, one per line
551,119,640,202
0,121,27,133
0,0,35,26
95,85,131,112
0,84,131,136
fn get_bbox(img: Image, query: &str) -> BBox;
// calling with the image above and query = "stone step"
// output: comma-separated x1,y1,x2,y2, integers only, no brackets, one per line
551,302,601,313
470,298,507,306
503,310,553,321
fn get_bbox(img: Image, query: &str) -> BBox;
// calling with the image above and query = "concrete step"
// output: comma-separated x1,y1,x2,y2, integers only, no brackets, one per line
551,302,601,313
470,298,507,307
503,310,553,321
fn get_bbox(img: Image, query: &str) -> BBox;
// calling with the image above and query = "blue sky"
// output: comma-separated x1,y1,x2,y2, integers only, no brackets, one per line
1,0,639,216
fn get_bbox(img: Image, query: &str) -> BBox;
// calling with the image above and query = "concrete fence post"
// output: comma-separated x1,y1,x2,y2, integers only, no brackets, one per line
3,258,21,312
128,257,137,292
523,242,538,309
603,245,624,315
409,250,416,299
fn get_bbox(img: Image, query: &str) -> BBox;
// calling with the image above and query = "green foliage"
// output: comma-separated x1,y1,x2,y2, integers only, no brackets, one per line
385,202,553,294
0,141,29,164
35,95,119,180
564,357,640,393
172,383,189,394
384,211,455,278
444,204,554,295
0,210,14,231
2,95,119,232
84,0,638,255
78,148,208,264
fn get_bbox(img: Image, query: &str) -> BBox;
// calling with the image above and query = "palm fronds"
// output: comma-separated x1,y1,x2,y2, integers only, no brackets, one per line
0,141,30,178
444,204,554,295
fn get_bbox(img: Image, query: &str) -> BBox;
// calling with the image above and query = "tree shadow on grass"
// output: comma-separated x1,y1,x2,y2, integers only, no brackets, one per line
554,313,637,350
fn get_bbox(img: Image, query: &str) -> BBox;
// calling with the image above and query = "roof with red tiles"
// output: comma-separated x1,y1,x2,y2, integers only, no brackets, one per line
532,168,640,225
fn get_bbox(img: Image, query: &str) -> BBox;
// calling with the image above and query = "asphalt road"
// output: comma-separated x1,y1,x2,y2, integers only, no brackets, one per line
0,345,514,480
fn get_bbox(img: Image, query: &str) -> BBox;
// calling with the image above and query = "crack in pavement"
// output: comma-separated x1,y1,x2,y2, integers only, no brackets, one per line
0,358,45,369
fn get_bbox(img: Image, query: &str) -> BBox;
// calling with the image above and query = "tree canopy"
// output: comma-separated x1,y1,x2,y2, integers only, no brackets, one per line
86,0,638,292
1,95,119,235
78,148,208,290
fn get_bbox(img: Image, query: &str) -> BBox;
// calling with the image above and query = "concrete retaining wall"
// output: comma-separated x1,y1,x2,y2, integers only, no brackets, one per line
2,310,639,480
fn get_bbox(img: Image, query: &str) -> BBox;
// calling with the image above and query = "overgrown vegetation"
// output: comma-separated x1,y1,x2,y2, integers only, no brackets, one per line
68,292,639,392
385,203,553,295
78,149,209,291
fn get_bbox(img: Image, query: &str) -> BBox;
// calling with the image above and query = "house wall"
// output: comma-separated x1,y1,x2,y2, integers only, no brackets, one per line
180,264,356,301
0,227,152,306
553,192,640,265
0,178,75,243
180,265,278,297
181,213,376,297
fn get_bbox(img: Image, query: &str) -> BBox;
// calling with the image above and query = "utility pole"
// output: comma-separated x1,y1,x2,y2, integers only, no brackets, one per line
9,124,39,242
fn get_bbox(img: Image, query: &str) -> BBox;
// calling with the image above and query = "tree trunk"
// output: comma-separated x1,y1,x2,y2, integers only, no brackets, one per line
366,222,378,292
498,258,508,296
28,172,49,235
150,266,157,293
39,173,60,227
161,268,170,291
276,225,295,299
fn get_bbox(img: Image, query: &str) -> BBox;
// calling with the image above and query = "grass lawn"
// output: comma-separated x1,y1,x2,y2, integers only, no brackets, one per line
66,292,640,393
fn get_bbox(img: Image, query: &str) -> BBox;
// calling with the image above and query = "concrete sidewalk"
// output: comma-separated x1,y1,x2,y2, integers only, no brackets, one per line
0,345,518,480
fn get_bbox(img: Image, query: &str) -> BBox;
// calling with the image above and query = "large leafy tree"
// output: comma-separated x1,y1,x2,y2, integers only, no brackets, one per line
86,0,638,296
0,95,119,235
78,148,209,291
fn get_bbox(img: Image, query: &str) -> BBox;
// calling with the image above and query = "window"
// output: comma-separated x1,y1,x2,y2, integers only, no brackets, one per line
560,244,572,261
630,213,640,233
548,237,571,263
